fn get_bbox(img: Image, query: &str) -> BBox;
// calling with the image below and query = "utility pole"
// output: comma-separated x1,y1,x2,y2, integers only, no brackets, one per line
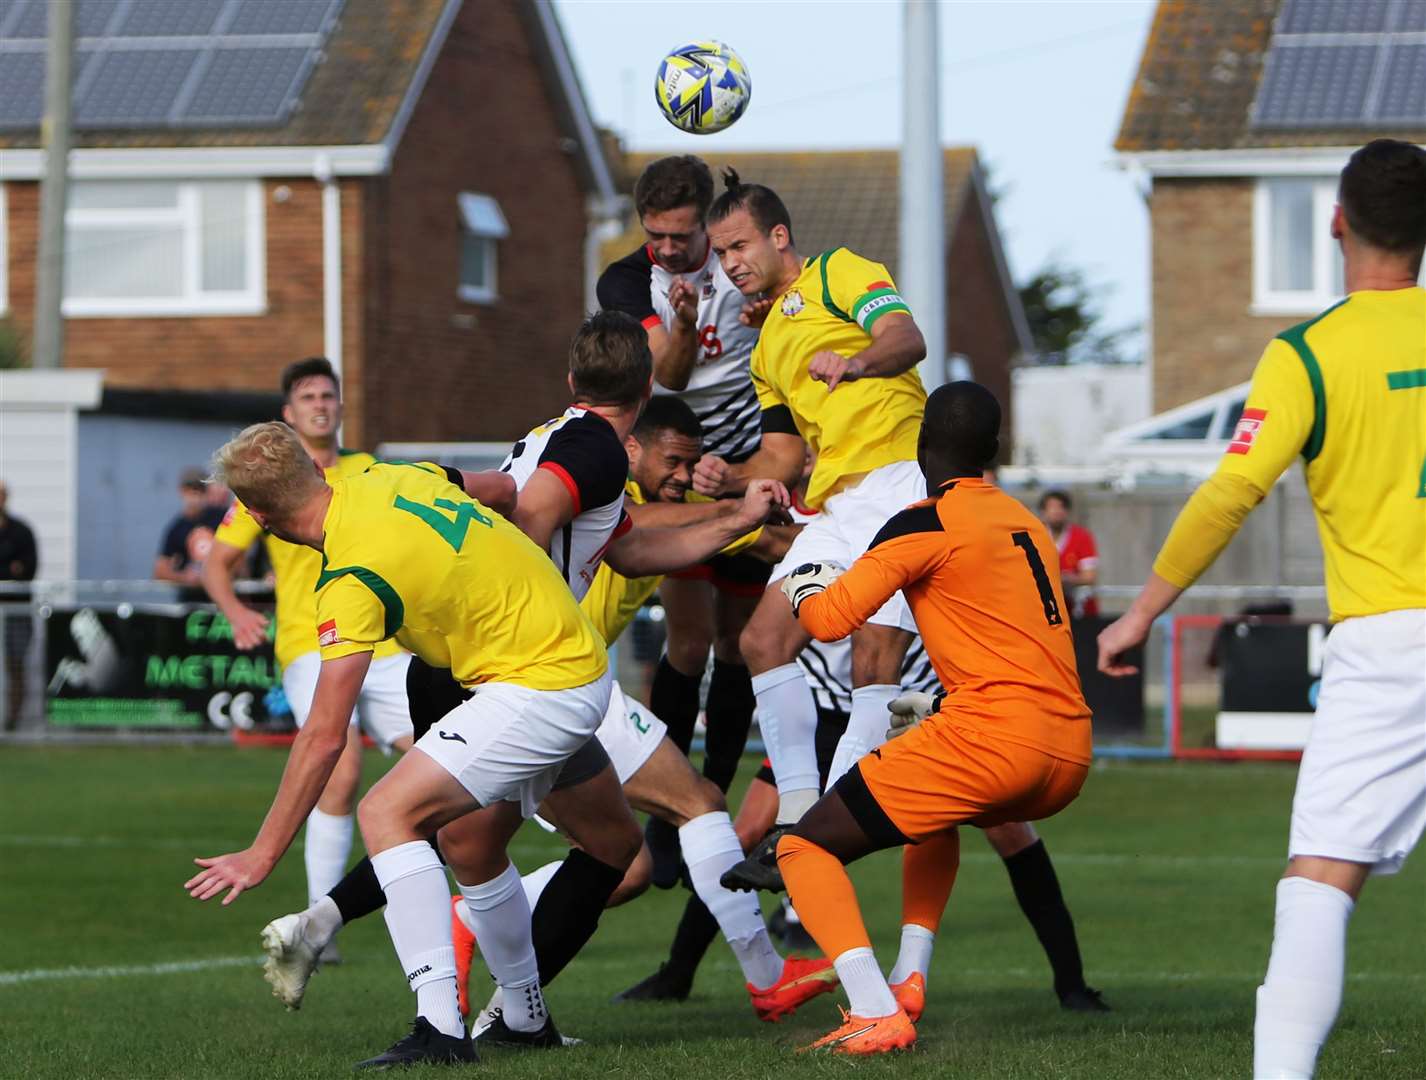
900,0,946,390
33,0,74,371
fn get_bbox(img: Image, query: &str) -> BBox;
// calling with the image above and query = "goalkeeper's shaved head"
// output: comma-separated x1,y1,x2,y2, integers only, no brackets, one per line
918,381,1001,481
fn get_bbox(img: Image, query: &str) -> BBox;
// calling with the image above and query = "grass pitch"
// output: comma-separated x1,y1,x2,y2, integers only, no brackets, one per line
2,745,1422,1079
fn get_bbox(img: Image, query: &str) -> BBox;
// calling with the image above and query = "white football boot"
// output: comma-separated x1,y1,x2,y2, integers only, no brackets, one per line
260,912,326,1009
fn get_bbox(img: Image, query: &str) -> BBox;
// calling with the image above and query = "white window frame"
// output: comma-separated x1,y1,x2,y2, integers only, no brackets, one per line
1251,177,1342,317
62,179,266,318
457,192,508,306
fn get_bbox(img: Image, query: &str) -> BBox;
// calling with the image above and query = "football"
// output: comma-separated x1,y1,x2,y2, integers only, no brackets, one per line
654,41,752,135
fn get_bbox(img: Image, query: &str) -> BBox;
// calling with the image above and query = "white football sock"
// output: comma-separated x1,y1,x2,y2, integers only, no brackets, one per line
752,663,820,824
1254,876,1355,1079
826,684,899,789
679,811,783,989
302,894,344,949
887,924,936,985
371,840,464,1039
520,860,562,910
458,862,546,1033
783,897,802,925
833,946,899,1019
303,808,354,907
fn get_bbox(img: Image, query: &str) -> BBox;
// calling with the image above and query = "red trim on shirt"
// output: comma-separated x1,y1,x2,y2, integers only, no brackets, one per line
539,461,582,515
641,314,662,330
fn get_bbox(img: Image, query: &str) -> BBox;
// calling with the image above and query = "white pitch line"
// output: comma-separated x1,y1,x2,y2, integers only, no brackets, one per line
0,955,260,986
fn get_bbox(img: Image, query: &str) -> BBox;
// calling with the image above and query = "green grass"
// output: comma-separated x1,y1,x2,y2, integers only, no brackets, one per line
1,747,1422,1078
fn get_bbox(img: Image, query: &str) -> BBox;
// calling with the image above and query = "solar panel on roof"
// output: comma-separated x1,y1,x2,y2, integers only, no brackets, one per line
1376,42,1426,120
1279,0,1393,35
224,0,341,37
0,0,345,131
117,0,227,38
1254,44,1378,127
184,47,312,125
75,48,200,126
1250,0,1426,130
0,50,43,124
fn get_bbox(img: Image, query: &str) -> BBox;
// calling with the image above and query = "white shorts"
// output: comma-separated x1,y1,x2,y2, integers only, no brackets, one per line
772,459,925,631
596,681,667,784
1289,608,1426,876
415,669,612,818
282,651,414,751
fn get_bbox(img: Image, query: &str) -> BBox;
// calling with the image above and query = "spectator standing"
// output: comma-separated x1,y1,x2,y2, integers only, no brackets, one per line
155,468,226,588
0,480,38,728
1039,490,1099,619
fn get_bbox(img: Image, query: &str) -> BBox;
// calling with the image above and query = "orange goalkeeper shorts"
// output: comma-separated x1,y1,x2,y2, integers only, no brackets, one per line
846,714,1088,844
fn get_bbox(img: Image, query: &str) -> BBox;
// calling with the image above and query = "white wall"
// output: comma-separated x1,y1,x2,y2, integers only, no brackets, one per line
0,371,103,583
1011,364,1150,468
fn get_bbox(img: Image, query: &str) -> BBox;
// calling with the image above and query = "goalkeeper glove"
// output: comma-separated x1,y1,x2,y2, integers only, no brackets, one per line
779,561,841,616
885,690,945,740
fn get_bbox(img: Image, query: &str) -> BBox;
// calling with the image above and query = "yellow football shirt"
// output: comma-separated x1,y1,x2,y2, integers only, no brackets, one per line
1158,288,1426,621
580,480,763,645
215,449,401,669
315,462,607,690
751,247,926,509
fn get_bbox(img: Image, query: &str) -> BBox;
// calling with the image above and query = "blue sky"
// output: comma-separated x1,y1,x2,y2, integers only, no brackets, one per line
553,0,1159,349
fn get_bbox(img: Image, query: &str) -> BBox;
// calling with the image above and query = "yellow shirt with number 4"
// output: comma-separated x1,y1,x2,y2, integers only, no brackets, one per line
214,448,402,669
315,462,606,690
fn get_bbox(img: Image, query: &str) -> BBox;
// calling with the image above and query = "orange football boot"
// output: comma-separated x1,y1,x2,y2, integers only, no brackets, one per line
801,1006,917,1055
450,895,478,1018
748,955,839,1022
890,972,926,1022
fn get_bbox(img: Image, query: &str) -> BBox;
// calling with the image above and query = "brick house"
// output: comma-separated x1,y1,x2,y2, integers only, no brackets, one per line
1116,0,1426,417
604,148,1033,455
0,0,619,451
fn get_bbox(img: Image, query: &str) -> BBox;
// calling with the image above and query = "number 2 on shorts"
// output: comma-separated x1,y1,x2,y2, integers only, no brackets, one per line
394,495,492,552
1012,530,1064,627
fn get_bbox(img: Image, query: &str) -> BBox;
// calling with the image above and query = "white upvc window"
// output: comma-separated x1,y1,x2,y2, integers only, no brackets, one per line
1252,177,1345,317
62,179,265,317
457,192,508,305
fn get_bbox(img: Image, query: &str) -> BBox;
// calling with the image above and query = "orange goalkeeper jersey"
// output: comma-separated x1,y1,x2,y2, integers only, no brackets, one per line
797,476,1091,765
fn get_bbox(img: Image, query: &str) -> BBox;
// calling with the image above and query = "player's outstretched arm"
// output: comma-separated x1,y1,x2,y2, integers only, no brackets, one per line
809,312,926,391
510,468,579,553
693,432,804,497
648,277,702,391
201,539,269,651
1097,572,1182,677
185,650,369,905
606,479,789,577
458,469,517,517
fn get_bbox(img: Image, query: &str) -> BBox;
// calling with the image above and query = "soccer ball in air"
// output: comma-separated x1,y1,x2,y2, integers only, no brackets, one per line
655,41,752,135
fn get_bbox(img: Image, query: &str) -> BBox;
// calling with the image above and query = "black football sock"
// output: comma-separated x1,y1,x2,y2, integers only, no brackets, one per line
650,654,703,755
665,893,721,984
530,848,627,986
702,659,755,793
328,837,444,925
1003,839,1088,997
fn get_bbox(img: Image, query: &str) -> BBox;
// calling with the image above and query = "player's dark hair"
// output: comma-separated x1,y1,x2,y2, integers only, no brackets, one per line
280,357,339,400
632,395,703,444
1039,489,1072,511
569,310,653,407
634,155,715,221
1338,139,1426,262
921,381,1001,474
708,168,795,244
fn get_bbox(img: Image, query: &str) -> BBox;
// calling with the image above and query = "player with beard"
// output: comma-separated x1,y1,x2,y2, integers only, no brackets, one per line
598,156,768,884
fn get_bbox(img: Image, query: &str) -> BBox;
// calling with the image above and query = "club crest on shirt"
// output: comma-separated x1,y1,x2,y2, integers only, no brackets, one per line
781,290,804,317
1227,408,1267,455
318,619,344,647
701,272,716,300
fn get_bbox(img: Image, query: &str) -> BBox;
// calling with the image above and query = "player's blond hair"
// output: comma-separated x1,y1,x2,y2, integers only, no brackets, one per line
212,422,322,518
